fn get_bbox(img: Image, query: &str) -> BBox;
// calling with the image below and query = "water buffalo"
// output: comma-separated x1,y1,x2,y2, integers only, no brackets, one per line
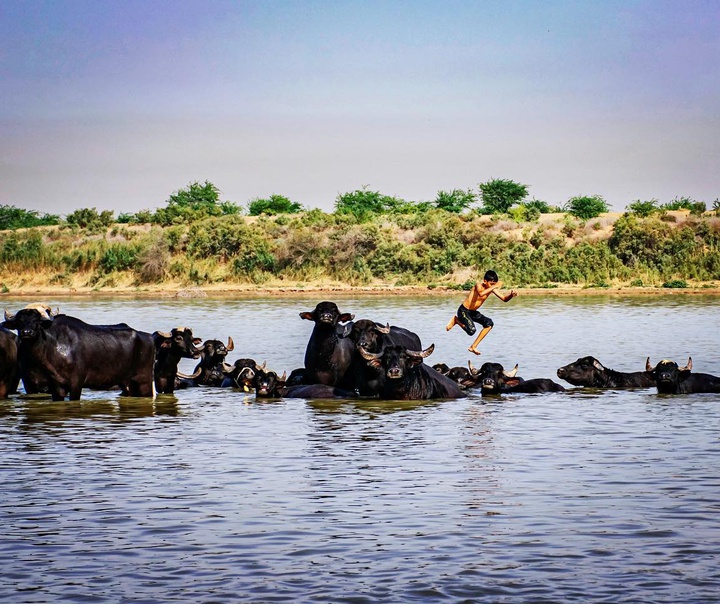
347,318,422,396
556,356,655,388
251,367,356,399
179,337,235,386
0,326,20,398
153,327,202,394
646,357,720,394
300,301,355,388
220,358,264,390
3,304,154,401
473,361,565,395
358,343,465,400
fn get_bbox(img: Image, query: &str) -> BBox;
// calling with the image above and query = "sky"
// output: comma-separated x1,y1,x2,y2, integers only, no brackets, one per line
1,0,718,216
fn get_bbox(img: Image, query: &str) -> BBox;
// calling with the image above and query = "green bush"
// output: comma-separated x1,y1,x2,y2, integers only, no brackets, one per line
334,187,409,222
65,207,115,229
153,181,241,226
662,279,688,288
564,195,609,219
626,199,659,217
248,194,304,216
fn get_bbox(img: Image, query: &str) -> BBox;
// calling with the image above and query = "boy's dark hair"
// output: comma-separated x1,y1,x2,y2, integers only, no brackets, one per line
483,270,499,282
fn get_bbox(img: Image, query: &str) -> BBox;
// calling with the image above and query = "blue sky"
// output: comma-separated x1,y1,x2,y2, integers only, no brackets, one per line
1,0,718,215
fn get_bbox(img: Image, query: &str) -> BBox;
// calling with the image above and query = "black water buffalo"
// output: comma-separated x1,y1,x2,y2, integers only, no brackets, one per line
3,305,154,401
646,357,720,394
347,319,422,396
358,343,465,400
220,358,264,389
474,362,565,395
153,327,202,394
179,337,235,386
300,301,355,388
556,356,655,388
251,367,356,399
0,326,20,398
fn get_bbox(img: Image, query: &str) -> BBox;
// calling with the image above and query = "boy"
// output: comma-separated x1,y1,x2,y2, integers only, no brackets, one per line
445,270,517,355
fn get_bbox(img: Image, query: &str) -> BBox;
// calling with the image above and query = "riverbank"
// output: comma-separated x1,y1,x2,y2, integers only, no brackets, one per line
2,281,720,299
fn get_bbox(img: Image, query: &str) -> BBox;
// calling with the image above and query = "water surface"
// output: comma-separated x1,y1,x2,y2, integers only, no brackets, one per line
1,294,719,602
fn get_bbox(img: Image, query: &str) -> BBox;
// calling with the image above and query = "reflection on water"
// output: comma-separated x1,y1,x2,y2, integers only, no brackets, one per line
1,295,720,602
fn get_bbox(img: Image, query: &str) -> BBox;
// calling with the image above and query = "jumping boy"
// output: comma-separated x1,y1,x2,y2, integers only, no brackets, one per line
445,270,517,355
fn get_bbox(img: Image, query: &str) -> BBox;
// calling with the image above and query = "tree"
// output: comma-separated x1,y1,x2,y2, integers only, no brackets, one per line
248,194,304,216
0,205,60,230
564,195,609,219
153,181,240,225
334,187,406,221
433,189,477,213
478,179,529,214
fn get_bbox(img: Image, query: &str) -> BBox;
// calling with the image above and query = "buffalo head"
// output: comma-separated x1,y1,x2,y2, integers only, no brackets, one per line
359,343,435,379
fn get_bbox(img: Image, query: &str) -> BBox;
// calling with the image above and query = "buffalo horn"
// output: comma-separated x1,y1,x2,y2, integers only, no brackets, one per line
358,346,382,361
279,371,287,382
238,367,256,380
222,362,234,373
376,323,391,334
406,343,435,359
503,364,519,378
681,357,693,371
176,367,203,380
226,336,234,352
592,359,605,371
646,357,654,372
156,331,172,338
468,360,479,376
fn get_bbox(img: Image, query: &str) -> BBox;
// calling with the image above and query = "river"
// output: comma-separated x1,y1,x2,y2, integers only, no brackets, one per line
1,294,719,602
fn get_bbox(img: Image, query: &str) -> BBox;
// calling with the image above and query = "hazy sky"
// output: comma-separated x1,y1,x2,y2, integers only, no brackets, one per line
1,0,718,215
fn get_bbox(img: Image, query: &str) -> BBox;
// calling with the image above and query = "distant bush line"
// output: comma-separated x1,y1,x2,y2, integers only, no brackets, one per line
2,209,720,291
2,179,719,290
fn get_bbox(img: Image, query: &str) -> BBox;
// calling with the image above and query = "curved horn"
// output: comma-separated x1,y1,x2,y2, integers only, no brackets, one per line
51,307,60,317
503,364,519,378
646,357,654,372
4,309,15,322
238,367,256,380
680,357,693,371
156,331,172,338
468,360,479,376
226,336,234,352
279,371,287,382
376,323,391,334
222,362,234,373
592,359,605,371
358,345,382,361
176,367,202,380
407,343,435,359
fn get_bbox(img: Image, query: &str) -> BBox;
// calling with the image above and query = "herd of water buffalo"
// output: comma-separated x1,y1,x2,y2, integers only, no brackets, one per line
1,300,720,402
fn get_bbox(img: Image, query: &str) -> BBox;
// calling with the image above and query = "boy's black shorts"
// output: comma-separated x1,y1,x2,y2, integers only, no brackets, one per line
456,304,494,336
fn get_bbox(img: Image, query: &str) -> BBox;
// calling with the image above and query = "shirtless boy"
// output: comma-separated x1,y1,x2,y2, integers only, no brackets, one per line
445,270,517,355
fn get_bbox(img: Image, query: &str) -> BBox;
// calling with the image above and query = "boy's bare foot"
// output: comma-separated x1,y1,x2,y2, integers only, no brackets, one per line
445,317,456,331
468,347,481,355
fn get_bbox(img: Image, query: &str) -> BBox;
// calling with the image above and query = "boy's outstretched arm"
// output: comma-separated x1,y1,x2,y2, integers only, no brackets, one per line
494,289,518,302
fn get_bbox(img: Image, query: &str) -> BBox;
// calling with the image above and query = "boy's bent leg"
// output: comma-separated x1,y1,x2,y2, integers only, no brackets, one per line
446,316,457,331
468,326,492,355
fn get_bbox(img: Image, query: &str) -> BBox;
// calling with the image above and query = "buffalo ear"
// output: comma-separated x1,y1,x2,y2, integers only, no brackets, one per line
339,313,354,323
193,337,202,345
299,311,314,321
504,377,522,388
